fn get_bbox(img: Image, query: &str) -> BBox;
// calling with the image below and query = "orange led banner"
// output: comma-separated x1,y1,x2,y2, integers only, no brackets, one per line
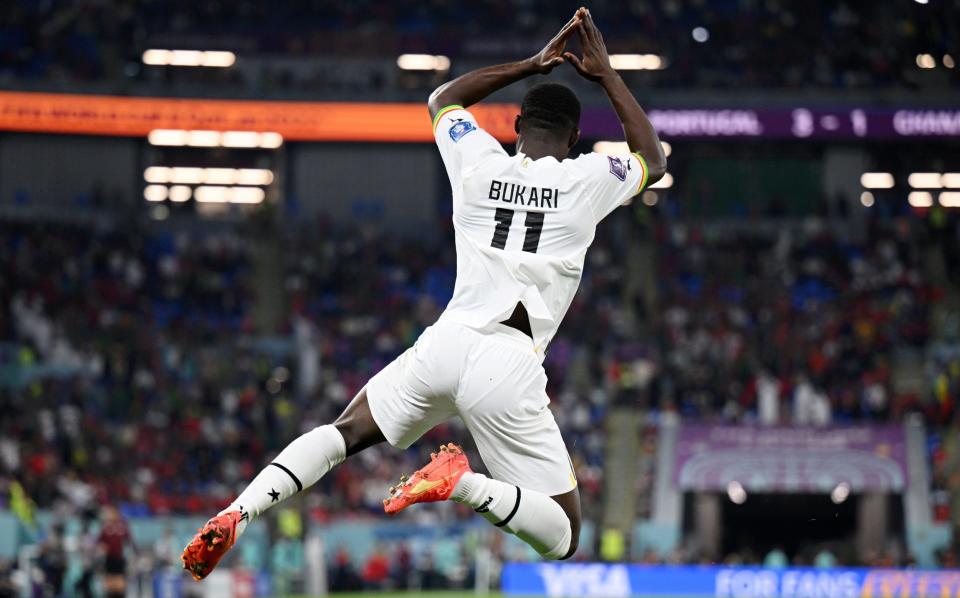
0,91,520,143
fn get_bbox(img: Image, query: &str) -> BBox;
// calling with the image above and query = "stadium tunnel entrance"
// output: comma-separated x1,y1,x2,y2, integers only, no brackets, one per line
682,491,905,565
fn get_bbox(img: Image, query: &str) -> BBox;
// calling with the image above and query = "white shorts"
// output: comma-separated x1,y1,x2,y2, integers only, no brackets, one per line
366,319,577,497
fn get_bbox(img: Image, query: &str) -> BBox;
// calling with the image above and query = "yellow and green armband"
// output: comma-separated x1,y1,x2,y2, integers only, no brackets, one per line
432,104,464,133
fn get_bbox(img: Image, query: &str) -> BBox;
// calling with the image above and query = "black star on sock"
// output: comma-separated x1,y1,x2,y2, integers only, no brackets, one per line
268,488,280,502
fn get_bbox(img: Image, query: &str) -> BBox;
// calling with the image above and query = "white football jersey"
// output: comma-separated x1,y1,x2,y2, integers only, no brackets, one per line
432,105,650,355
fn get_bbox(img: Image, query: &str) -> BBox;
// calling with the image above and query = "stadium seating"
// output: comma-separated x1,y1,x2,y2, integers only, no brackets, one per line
2,210,957,577
1,1,955,93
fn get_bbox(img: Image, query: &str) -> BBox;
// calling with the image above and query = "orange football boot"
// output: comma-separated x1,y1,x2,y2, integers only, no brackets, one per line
383,443,472,514
181,511,245,581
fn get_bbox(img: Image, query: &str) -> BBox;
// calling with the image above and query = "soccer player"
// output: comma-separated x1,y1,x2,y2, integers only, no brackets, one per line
182,7,666,579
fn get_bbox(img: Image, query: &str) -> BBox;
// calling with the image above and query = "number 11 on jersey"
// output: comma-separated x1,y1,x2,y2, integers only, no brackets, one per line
490,208,544,253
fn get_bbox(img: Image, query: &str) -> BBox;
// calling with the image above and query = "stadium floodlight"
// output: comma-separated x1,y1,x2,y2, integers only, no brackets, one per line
692,27,709,43
203,168,238,185
942,173,960,188
830,482,850,504
592,140,671,157
940,192,960,208
195,186,230,203
908,191,934,208
169,185,192,202
726,480,747,504
860,172,894,189
148,129,283,148
142,49,236,68
186,130,221,147
168,50,205,66
860,191,875,207
194,186,266,204
144,185,168,202
142,49,173,65
397,54,451,71
222,131,261,148
202,51,237,68
916,54,936,69
144,167,172,184
259,132,284,148
592,141,629,155
148,129,189,146
650,172,673,189
230,187,266,204
908,172,943,189
609,54,664,70
641,191,658,206
945,55,956,69
145,166,275,187
170,167,205,185
236,169,275,186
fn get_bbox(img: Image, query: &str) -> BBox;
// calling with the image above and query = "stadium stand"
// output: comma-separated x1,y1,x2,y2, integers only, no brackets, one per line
3,209,958,577
1,1,958,595
1,1,956,94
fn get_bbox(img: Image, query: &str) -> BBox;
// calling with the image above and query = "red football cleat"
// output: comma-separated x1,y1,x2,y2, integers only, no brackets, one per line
383,443,473,515
181,511,244,581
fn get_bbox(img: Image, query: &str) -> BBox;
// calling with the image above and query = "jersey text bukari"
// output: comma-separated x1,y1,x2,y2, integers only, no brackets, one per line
488,180,559,209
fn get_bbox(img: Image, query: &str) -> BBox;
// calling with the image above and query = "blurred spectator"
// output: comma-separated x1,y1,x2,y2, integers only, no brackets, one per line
756,370,780,426
763,547,789,569
418,554,446,590
152,525,181,571
329,547,362,592
392,542,412,589
73,517,98,598
362,547,391,590
653,218,932,426
0,208,956,577
98,506,133,598
37,523,67,597
814,548,838,569
0,559,15,598
793,375,832,427
0,1,954,94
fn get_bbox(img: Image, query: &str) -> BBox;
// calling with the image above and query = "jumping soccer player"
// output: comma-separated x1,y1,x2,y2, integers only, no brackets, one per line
182,7,665,579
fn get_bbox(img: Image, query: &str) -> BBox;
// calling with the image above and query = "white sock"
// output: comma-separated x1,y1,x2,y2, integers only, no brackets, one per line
220,425,346,537
452,472,572,560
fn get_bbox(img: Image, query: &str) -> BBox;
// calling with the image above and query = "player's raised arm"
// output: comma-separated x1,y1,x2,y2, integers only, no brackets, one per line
564,7,667,185
427,14,581,120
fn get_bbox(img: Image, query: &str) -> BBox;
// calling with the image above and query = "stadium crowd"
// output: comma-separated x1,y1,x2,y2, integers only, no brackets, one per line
651,217,938,425
0,216,614,522
0,0,953,93
1,206,958,586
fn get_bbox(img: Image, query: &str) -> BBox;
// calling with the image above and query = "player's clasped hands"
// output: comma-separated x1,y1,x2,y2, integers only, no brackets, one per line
530,8,616,83
564,8,616,83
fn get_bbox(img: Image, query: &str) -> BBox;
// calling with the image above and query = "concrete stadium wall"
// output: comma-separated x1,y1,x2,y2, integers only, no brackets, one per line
0,133,139,207
290,143,441,235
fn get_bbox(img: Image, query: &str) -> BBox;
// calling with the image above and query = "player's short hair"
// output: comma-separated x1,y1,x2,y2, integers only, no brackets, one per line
520,83,581,136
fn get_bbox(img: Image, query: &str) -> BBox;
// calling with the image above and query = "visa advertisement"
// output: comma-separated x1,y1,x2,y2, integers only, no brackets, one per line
501,563,960,598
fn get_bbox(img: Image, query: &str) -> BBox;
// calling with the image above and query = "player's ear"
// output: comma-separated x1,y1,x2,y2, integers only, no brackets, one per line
568,127,580,150
514,114,522,134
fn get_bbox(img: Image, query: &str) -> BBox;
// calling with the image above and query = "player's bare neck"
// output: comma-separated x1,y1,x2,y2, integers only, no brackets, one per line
516,133,568,162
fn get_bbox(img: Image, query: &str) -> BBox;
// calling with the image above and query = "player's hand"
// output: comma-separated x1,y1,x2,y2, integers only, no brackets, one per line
529,14,581,74
564,8,616,83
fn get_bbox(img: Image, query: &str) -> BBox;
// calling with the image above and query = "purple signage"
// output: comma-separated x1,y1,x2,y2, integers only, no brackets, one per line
674,425,908,492
582,107,960,140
